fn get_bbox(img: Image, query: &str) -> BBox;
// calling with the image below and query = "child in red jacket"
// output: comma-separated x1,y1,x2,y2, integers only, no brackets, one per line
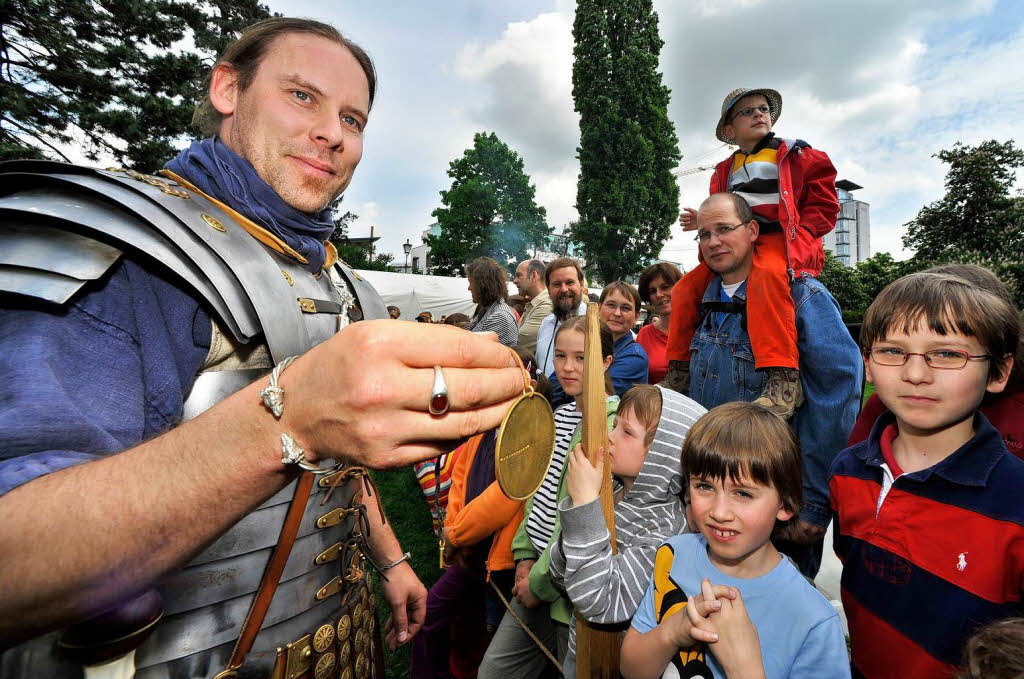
664,88,839,418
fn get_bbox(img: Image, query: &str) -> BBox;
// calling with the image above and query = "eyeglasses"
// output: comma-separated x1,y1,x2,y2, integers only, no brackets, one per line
601,301,635,315
730,104,770,121
695,223,747,242
867,348,992,370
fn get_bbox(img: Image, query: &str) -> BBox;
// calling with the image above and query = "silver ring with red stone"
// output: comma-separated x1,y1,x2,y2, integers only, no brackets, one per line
429,365,450,415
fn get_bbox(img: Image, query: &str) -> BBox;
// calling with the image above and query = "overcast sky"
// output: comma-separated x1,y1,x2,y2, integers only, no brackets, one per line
257,0,1023,270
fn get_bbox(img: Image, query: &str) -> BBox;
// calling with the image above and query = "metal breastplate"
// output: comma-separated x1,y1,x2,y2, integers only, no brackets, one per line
0,161,387,679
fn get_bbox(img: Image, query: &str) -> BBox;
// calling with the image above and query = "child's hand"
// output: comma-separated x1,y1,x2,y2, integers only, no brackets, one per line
512,559,541,609
707,589,766,679
679,207,698,231
667,578,736,647
567,444,603,507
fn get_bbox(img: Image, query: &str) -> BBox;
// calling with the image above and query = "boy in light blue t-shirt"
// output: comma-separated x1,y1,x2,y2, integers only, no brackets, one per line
621,401,849,679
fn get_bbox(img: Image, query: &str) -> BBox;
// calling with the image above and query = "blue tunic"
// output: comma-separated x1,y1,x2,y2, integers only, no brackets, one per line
0,257,211,495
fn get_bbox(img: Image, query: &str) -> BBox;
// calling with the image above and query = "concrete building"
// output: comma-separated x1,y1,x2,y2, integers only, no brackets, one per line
823,179,870,266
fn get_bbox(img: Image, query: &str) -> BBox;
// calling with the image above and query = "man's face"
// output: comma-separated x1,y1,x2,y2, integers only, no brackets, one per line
548,266,583,318
513,262,539,296
697,197,758,284
722,94,772,149
215,33,370,213
388,307,400,319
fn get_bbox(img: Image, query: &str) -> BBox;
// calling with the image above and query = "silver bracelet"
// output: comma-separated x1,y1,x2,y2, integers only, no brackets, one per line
260,356,344,475
379,551,412,572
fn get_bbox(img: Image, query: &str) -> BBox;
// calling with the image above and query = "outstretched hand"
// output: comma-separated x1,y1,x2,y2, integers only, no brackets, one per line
566,444,604,507
274,321,526,469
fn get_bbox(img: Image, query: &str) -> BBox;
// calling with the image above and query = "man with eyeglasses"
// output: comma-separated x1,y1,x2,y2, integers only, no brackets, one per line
685,192,861,578
664,87,839,422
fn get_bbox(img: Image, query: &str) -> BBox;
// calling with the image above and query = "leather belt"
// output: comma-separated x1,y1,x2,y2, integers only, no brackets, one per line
217,471,315,678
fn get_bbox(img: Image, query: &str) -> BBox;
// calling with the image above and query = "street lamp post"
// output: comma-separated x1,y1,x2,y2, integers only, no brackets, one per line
403,239,412,273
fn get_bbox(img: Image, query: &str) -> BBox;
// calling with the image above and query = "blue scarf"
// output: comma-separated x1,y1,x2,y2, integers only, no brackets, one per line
165,137,334,272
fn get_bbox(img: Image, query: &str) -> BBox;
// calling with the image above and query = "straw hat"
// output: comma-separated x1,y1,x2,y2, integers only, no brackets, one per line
715,88,782,143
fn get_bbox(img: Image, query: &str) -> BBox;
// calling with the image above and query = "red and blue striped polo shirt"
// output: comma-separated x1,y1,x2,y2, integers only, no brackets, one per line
829,411,1024,678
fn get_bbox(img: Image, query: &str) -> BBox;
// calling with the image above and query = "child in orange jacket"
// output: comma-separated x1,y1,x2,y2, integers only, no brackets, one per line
665,88,839,419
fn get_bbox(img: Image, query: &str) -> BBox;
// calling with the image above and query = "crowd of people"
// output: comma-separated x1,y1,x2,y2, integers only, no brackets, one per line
3,15,1024,679
396,87,1024,679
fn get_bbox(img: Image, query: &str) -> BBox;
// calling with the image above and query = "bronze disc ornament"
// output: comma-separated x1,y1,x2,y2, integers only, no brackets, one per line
494,388,556,501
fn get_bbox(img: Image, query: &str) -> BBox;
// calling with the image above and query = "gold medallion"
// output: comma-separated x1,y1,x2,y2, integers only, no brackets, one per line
314,651,336,679
313,623,335,652
340,639,351,666
355,654,369,679
337,614,351,641
495,390,556,501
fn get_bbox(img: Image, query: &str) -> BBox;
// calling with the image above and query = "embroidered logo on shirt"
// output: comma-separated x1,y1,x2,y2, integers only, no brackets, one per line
957,553,968,571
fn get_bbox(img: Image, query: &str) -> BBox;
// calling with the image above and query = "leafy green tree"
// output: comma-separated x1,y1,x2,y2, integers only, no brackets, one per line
328,200,396,272
819,250,869,318
902,139,1024,304
1,0,272,170
570,0,681,285
426,132,551,276
903,140,1024,260
854,252,914,303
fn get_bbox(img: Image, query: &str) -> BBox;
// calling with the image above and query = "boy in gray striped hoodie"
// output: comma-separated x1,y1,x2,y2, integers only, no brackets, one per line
549,384,705,678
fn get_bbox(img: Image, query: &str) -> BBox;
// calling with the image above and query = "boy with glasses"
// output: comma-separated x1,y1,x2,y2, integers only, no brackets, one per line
665,88,839,420
829,272,1024,678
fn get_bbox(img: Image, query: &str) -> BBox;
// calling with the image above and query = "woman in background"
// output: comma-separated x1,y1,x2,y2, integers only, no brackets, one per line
636,262,682,385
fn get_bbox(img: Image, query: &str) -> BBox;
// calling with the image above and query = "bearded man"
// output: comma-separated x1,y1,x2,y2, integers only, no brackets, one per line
0,18,525,679
533,257,587,378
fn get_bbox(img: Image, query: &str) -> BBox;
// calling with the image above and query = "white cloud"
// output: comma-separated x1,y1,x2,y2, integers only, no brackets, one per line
149,1,1023,272
453,10,580,224
442,0,1022,270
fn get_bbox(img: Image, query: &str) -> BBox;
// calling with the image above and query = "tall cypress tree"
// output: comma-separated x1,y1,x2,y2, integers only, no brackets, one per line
570,0,681,284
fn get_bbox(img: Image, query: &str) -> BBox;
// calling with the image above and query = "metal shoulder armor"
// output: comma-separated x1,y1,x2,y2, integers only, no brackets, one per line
0,159,387,362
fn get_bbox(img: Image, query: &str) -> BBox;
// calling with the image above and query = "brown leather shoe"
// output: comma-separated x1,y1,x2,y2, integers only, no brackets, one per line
661,360,691,396
753,367,804,419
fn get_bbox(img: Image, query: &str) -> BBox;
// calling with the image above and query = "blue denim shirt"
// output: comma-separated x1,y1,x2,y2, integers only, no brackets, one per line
690,275,863,527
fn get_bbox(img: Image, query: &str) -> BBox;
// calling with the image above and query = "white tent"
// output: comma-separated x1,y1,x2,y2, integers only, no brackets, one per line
353,269,605,322
354,270,517,321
